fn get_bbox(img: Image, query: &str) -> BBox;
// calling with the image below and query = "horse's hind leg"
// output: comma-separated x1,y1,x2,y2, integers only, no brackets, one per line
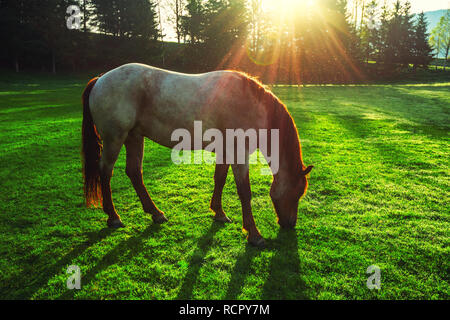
125,134,168,224
210,163,232,222
100,137,126,228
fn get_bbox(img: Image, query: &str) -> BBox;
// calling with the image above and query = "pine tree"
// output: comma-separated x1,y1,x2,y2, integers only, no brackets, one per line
0,0,37,72
92,0,159,39
360,0,380,64
398,1,415,68
203,0,248,66
376,0,415,72
38,0,83,73
181,0,205,44
412,12,433,69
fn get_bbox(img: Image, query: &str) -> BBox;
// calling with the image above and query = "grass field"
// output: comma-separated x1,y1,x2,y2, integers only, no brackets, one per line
0,72,448,300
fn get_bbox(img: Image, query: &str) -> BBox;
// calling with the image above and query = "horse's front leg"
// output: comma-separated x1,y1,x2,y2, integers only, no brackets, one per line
210,163,231,222
231,163,264,247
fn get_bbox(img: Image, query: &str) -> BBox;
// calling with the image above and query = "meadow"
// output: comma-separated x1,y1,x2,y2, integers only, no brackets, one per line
0,72,448,299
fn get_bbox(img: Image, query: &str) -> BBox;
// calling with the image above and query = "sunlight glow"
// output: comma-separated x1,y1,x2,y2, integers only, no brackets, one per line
262,0,317,18
220,0,366,83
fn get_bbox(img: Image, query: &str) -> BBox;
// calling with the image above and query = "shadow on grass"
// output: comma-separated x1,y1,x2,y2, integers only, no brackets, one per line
225,229,308,300
224,243,261,299
368,86,448,137
333,113,444,173
175,222,225,299
261,229,308,299
2,227,114,299
58,223,162,299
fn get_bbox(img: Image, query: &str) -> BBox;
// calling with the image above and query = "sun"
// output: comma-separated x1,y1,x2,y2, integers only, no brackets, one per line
261,0,317,11
260,0,318,22
243,0,320,69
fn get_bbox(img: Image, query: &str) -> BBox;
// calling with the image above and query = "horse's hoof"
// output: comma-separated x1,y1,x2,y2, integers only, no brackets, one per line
152,213,168,224
214,214,232,223
107,218,125,228
248,236,265,248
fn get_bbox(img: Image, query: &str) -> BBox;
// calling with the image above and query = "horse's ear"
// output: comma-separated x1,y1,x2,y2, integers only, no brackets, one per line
302,165,314,176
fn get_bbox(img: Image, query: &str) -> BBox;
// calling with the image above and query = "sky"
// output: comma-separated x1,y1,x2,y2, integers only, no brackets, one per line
367,0,449,13
261,0,449,13
408,0,449,13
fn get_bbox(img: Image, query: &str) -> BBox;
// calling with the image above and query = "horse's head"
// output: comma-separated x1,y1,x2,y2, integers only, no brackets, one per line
270,165,313,229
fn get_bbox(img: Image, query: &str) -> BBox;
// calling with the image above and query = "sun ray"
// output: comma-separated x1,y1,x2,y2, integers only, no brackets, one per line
218,0,365,84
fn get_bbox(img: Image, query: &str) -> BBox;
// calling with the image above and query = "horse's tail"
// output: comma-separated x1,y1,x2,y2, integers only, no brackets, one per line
82,76,103,208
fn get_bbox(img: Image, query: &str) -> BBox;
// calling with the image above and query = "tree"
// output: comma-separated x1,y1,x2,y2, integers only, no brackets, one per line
398,1,415,67
248,0,263,55
376,0,415,72
360,0,380,63
203,0,248,67
92,0,119,36
351,0,368,28
180,0,248,70
430,10,450,71
92,0,159,39
38,0,74,73
0,0,50,72
134,0,160,40
412,12,433,69
164,0,186,43
181,0,206,44
80,0,94,33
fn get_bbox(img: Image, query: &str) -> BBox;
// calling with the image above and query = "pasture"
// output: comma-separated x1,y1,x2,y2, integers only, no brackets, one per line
0,73,448,299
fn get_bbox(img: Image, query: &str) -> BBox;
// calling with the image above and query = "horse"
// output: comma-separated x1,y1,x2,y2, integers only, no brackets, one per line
81,63,313,247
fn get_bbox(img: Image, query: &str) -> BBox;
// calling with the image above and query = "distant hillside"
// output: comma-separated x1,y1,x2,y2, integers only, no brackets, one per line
422,9,448,33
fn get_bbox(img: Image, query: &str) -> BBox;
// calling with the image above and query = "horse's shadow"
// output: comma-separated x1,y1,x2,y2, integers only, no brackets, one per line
58,223,162,299
175,222,225,299
225,229,308,300
177,224,308,300
17,221,307,299
2,227,114,299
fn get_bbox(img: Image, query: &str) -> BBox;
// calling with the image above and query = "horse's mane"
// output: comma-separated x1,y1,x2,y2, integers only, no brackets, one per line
236,71,307,178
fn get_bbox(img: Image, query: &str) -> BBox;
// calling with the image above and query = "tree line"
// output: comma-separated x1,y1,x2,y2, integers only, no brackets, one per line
0,0,447,83
0,0,161,73
430,9,450,70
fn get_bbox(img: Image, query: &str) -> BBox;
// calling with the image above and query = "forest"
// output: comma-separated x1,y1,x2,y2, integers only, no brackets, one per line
0,0,448,83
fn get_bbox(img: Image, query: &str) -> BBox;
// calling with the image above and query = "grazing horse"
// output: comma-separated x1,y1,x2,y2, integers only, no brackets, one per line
81,63,313,247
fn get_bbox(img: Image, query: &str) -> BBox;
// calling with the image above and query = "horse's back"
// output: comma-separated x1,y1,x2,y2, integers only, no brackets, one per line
88,63,267,147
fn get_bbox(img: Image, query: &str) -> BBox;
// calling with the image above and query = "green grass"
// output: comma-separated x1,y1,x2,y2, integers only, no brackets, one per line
0,73,448,300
